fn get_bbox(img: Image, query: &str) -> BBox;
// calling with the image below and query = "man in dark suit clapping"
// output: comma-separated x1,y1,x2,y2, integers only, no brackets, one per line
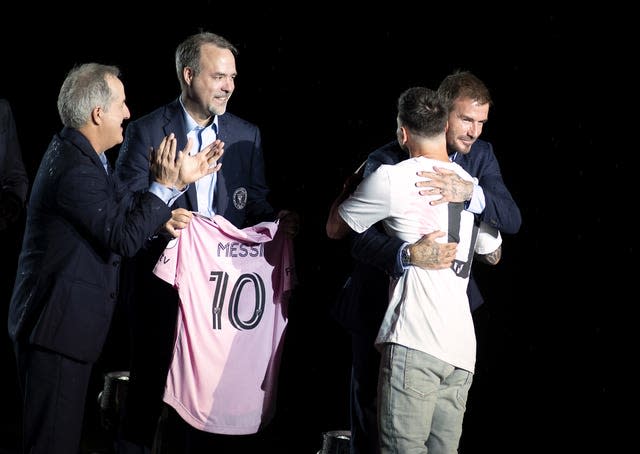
8,62,222,454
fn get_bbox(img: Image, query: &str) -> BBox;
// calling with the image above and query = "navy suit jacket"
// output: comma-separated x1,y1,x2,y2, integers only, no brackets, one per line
116,98,275,228
114,98,279,366
333,139,522,336
111,100,282,446
7,128,172,362
115,98,278,311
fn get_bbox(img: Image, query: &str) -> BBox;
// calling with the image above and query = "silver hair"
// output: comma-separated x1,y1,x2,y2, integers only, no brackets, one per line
57,63,120,129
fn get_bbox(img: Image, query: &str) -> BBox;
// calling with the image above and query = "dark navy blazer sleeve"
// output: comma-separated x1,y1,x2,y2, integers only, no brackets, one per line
57,158,170,258
462,140,521,235
8,129,172,362
116,118,159,193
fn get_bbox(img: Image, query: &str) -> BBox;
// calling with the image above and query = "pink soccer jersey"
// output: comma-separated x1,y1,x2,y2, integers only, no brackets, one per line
153,213,295,434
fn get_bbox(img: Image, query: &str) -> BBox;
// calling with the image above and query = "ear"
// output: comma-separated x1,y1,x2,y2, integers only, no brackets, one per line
399,125,409,145
91,106,103,125
183,67,193,86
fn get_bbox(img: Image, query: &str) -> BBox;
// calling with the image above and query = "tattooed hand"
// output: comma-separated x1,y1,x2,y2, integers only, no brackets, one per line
409,231,457,270
416,166,474,206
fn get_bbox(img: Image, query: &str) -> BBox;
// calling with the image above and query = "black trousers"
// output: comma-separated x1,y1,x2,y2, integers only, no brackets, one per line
153,405,273,454
15,343,92,454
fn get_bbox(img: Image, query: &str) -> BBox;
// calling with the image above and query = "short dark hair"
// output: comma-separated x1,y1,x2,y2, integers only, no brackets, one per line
438,70,492,109
175,32,238,90
397,87,448,138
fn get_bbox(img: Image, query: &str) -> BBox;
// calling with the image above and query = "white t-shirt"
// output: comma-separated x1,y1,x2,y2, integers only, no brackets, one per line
153,214,295,434
338,156,501,372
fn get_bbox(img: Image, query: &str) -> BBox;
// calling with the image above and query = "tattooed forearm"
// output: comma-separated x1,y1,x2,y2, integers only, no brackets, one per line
476,246,502,265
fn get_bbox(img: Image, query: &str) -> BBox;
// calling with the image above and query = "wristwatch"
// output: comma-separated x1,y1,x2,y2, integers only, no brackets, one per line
401,244,411,267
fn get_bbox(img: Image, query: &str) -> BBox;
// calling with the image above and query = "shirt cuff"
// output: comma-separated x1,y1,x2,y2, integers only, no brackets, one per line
465,180,486,214
149,182,188,206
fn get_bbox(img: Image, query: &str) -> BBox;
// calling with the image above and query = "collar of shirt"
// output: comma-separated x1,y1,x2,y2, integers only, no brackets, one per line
183,115,218,155
180,98,219,138
98,152,110,174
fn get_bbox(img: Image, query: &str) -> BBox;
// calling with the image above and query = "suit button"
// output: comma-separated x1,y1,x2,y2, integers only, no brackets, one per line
110,292,116,299
113,260,120,267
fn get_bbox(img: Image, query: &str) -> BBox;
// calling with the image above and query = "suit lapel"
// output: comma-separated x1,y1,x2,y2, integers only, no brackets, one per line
163,100,199,210
214,114,230,214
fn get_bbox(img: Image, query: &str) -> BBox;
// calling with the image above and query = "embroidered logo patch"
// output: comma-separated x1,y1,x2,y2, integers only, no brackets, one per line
233,187,247,210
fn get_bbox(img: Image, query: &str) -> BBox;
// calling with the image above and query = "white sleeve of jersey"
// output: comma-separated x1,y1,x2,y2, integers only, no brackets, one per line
474,222,502,255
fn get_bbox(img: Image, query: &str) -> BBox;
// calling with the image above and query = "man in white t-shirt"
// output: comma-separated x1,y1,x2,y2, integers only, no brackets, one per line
326,87,502,453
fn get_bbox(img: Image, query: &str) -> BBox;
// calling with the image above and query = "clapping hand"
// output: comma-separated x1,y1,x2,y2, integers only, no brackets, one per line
176,139,224,189
150,133,224,190
150,133,181,188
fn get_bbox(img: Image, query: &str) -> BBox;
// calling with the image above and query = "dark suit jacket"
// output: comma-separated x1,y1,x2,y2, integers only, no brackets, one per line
333,139,522,336
115,98,278,316
7,128,172,362
112,100,278,439
116,98,275,227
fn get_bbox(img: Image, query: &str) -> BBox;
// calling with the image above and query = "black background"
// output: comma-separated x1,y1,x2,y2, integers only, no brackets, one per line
0,4,632,453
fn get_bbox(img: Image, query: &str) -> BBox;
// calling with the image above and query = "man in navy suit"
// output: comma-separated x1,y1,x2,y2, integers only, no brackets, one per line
7,63,222,454
115,32,298,453
332,71,522,454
